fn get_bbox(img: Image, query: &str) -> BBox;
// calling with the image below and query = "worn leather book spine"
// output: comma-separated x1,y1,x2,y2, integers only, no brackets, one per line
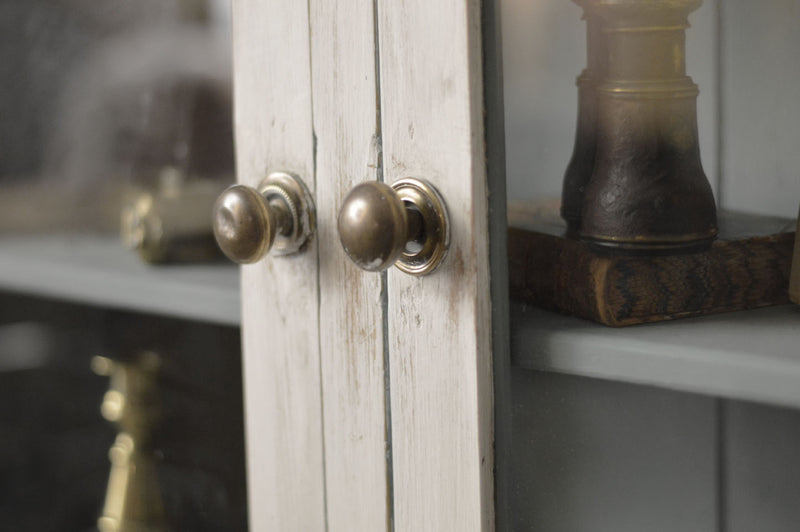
509,228,794,327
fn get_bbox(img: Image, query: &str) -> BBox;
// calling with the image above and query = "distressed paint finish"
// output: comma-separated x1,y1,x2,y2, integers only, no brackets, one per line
232,2,326,530
309,0,390,529
377,0,496,529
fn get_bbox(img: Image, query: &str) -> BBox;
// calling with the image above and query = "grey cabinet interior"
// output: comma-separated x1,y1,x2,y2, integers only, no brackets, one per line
510,370,717,532
510,370,800,532
502,0,799,528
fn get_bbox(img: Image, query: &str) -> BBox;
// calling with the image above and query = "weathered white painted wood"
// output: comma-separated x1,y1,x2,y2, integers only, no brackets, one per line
309,1,390,530
378,0,496,529
512,304,800,409
232,2,326,530
719,0,800,218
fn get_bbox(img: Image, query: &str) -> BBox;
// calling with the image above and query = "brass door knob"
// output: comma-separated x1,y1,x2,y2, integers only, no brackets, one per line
337,178,449,276
213,172,315,263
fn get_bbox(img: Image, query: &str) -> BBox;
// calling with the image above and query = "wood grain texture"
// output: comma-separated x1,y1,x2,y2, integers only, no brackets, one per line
232,2,326,530
377,0,495,529
309,0,390,529
509,204,795,327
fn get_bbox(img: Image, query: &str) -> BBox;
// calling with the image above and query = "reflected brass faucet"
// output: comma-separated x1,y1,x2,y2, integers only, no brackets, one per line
92,352,165,532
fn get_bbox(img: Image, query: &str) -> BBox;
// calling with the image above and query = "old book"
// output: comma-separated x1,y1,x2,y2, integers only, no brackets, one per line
508,201,796,327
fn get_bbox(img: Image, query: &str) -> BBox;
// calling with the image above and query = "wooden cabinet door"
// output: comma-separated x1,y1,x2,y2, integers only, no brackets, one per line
232,1,508,530
232,3,326,530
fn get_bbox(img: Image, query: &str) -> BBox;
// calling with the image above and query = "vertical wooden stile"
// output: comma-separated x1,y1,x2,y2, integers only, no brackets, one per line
377,0,499,529
232,2,325,530
309,0,391,529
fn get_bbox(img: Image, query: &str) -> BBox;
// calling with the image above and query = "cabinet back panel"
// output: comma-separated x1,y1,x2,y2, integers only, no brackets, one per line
510,370,717,532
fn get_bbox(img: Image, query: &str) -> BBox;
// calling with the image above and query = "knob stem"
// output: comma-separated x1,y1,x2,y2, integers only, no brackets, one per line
404,205,425,254
268,197,293,237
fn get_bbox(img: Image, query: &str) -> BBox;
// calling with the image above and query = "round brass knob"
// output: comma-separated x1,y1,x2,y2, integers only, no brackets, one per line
337,178,449,276
213,172,315,263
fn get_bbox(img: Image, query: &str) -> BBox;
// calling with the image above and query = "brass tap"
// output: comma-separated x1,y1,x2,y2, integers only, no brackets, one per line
92,353,165,532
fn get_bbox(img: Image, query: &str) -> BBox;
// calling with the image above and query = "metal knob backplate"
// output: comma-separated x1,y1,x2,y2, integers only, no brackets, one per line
337,177,449,276
213,171,315,263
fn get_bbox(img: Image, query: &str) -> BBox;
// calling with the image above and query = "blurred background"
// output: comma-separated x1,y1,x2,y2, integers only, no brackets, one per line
0,0,234,234
0,1,245,530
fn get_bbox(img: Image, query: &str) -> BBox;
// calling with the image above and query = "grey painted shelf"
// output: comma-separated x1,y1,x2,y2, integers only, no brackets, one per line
0,235,240,326
512,303,800,409
3,235,799,407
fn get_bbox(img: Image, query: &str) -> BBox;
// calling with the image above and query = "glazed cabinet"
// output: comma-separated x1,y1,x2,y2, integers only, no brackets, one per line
0,0,798,530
